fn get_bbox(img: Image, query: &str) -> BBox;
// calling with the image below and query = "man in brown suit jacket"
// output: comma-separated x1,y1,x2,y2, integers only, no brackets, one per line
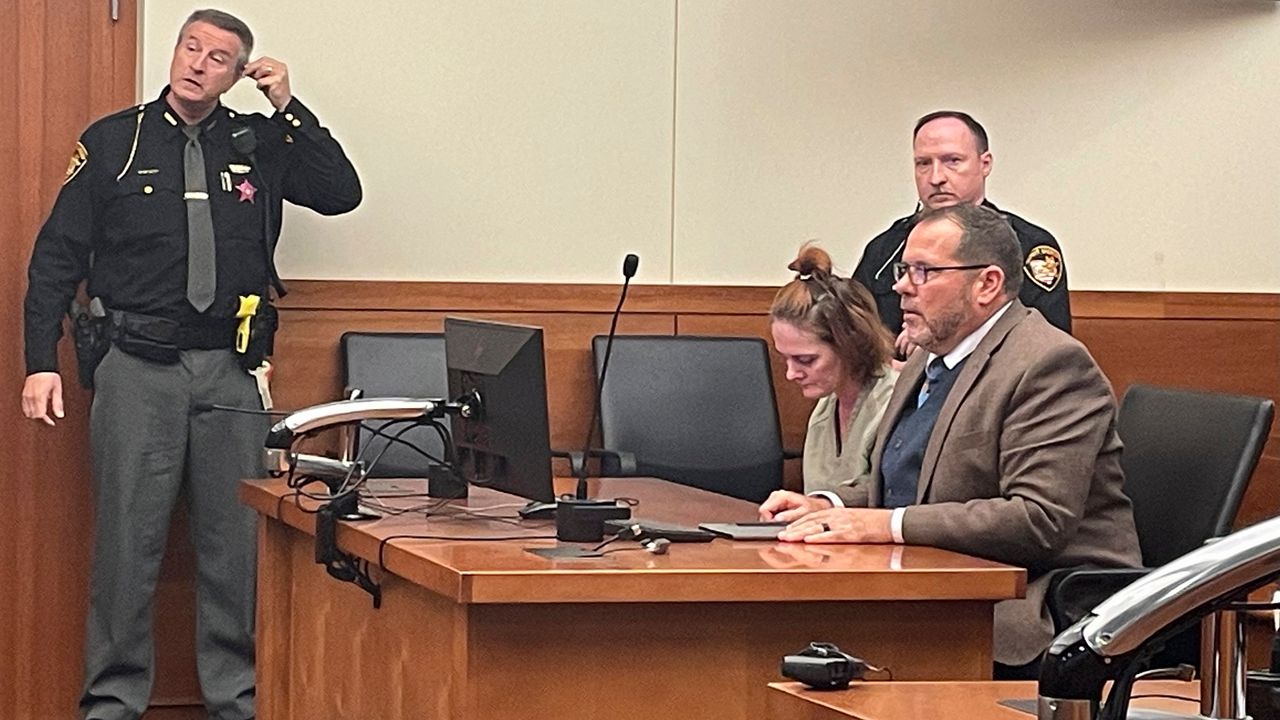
760,203,1140,670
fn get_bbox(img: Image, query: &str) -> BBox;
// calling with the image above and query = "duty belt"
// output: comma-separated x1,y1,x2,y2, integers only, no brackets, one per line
107,309,238,363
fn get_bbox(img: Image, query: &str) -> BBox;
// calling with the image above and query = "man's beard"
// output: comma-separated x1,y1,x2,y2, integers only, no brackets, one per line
912,306,967,354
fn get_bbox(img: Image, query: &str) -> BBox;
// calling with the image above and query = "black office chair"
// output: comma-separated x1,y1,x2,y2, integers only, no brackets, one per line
587,335,797,503
340,331,450,477
1048,384,1275,656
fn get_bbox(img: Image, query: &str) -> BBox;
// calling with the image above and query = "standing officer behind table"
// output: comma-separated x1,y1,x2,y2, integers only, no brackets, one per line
852,111,1071,358
761,204,1137,676
21,9,360,720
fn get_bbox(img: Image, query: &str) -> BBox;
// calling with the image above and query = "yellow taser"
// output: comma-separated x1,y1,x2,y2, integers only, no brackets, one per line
235,294,261,353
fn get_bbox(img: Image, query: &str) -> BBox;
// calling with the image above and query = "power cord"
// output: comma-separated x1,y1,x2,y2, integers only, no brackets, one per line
376,532,558,571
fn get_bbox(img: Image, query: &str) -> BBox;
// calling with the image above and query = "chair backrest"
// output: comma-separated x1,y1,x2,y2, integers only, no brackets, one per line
592,335,785,503
340,332,449,478
1118,384,1274,567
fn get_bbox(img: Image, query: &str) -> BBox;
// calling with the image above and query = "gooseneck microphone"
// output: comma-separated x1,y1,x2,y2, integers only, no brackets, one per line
575,253,639,499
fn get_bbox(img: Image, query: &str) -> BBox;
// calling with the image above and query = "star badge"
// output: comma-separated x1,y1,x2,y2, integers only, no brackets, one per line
235,178,257,203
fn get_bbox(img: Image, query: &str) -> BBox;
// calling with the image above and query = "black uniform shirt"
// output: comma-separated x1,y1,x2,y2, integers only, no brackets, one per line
851,200,1071,337
24,88,362,373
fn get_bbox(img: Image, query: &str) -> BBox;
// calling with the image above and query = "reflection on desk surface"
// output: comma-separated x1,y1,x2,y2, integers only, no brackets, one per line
767,680,1202,720
242,475,1025,604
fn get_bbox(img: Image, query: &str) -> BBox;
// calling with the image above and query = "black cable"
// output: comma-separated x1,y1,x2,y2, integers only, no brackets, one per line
309,420,420,504
359,418,448,466
377,532,557,570
274,489,302,518
1127,694,1196,703
426,509,527,526
357,494,455,517
1222,601,1280,611
348,421,421,492
592,534,624,552
865,665,894,681
601,546,648,555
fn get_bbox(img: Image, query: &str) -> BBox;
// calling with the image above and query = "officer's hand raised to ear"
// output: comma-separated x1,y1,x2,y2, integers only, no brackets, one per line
243,56,291,111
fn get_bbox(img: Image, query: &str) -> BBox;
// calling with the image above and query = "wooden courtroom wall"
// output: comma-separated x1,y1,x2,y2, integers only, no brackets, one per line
1,1,150,719
270,282,1280,530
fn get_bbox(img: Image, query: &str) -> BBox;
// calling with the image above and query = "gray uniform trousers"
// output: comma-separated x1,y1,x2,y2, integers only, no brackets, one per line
82,347,267,720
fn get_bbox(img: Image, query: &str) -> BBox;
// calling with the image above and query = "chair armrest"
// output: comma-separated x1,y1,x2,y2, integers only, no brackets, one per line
1049,567,1151,630
549,448,639,477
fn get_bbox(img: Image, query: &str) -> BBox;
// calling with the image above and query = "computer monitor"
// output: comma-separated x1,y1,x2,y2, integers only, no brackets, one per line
444,317,555,503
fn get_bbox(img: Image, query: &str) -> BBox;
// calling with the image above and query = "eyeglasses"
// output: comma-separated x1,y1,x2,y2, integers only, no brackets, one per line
891,261,989,286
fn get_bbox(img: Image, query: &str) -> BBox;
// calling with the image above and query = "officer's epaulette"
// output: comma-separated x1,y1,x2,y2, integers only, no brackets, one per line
221,103,266,124
86,101,149,131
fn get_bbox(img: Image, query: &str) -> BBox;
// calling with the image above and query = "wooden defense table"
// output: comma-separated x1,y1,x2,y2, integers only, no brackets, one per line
767,680,1204,720
241,477,1025,720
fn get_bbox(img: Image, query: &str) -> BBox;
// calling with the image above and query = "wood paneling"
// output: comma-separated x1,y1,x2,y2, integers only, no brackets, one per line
276,279,779,315
3,1,148,719
272,283,1280,513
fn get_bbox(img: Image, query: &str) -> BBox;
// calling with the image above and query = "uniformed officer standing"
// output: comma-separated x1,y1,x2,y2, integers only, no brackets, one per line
21,9,361,720
852,111,1070,358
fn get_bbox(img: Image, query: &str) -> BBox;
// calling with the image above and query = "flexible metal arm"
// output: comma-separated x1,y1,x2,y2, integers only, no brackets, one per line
264,397,444,449
1038,513,1280,718
261,393,482,478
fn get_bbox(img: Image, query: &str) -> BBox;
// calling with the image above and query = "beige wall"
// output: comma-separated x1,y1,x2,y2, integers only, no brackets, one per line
143,1,1280,291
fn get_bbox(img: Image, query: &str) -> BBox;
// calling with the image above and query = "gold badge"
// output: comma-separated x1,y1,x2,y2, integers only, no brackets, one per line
1024,245,1063,291
63,142,88,185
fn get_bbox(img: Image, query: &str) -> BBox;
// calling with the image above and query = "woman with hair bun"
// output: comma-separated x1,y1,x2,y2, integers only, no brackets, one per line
768,243,897,495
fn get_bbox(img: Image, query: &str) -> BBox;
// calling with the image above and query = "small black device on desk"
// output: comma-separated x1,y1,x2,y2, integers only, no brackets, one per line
781,642,868,690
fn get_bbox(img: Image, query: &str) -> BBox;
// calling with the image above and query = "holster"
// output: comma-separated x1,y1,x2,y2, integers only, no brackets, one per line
109,311,181,365
238,301,278,371
69,299,111,389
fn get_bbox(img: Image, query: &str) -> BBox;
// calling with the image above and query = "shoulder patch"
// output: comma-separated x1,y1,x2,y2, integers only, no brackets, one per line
1024,244,1063,292
63,142,89,185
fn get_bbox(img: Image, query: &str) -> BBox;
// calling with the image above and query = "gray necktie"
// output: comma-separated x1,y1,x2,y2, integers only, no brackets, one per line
182,124,216,312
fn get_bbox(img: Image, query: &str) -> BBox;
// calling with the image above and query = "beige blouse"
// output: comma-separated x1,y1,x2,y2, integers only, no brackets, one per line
801,367,899,494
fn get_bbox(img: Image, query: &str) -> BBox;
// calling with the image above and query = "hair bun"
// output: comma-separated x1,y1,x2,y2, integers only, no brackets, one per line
787,241,834,279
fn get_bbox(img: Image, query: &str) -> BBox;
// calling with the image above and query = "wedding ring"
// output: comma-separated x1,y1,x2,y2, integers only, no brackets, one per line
820,523,831,533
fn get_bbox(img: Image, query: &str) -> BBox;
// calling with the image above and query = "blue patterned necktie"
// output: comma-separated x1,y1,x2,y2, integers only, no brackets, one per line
916,357,947,409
